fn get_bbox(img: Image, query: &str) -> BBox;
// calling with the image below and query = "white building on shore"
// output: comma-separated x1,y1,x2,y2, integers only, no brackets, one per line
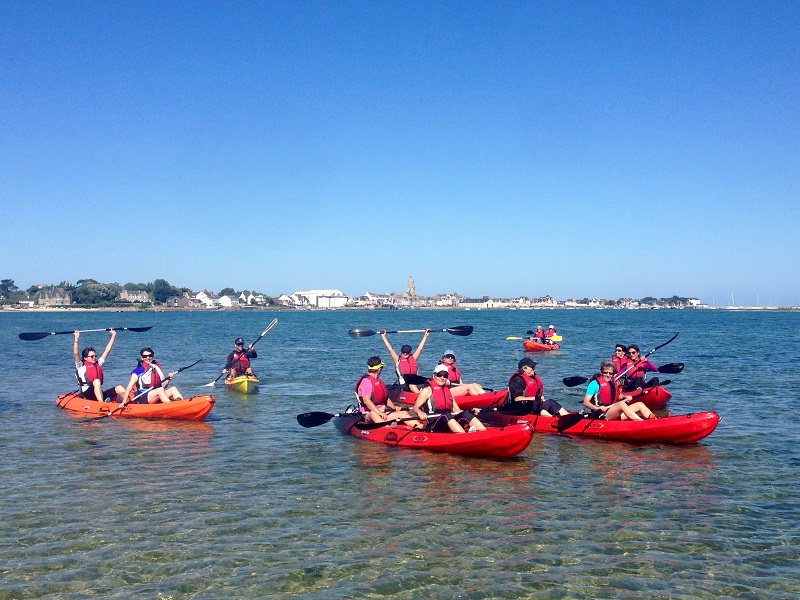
290,290,348,309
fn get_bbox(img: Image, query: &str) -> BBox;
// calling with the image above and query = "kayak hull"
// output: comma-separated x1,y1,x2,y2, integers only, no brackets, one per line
389,388,509,411
225,375,259,393
626,385,672,410
480,410,719,444
333,413,533,458
56,392,215,420
523,340,560,352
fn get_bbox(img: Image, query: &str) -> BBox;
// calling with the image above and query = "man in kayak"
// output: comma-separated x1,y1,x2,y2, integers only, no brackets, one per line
583,361,655,420
409,364,486,433
380,329,429,392
618,345,659,391
545,325,557,341
438,350,486,397
120,347,184,404
222,337,258,381
507,358,569,416
356,356,413,424
73,329,124,402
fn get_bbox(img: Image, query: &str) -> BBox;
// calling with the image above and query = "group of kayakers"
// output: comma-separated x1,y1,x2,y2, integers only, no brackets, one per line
357,329,663,432
73,330,258,406
530,324,558,344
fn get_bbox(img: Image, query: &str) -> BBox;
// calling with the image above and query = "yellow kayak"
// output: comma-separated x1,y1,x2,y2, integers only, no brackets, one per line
224,375,260,393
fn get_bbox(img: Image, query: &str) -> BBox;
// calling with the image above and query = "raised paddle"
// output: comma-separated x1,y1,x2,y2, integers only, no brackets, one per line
203,318,278,387
19,326,153,341
348,325,473,338
562,332,680,388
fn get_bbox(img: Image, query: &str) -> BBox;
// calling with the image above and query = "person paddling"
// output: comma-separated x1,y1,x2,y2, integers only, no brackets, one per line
409,365,486,433
380,329,430,392
355,356,413,424
222,337,258,381
583,361,655,420
618,344,659,391
438,350,486,397
73,329,124,402
121,347,183,405
507,357,568,416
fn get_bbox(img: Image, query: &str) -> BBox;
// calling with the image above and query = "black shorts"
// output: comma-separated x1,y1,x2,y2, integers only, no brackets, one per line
80,386,119,402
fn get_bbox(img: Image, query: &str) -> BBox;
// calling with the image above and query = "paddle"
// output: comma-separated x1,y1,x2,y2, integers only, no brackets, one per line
203,318,278,387
562,332,680,388
506,336,524,341
19,326,153,341
297,402,532,429
348,325,473,338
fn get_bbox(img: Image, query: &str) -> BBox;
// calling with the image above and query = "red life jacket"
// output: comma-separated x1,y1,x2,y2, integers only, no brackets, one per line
532,330,545,340
612,355,633,375
398,354,417,375
591,375,619,406
231,350,251,371
508,370,543,400
427,379,455,412
355,374,389,407
624,359,647,380
443,362,461,383
545,328,556,337
138,362,164,389
77,360,104,389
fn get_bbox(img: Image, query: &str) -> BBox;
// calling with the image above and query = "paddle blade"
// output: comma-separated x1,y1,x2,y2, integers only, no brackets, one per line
19,332,53,341
658,362,684,374
557,413,585,432
445,325,473,336
563,376,589,388
506,336,523,341
297,411,336,428
548,335,563,342
349,328,377,338
125,326,154,333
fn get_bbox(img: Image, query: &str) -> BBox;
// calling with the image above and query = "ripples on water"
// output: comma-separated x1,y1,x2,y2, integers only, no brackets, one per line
1,309,799,598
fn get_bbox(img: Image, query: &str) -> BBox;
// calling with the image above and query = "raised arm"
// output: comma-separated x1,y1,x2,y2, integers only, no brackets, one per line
73,331,81,364
99,329,117,362
380,331,400,364
412,329,430,360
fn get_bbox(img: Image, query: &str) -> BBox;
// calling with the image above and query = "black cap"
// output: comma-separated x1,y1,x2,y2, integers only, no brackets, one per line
400,344,413,354
518,357,537,369
235,337,245,345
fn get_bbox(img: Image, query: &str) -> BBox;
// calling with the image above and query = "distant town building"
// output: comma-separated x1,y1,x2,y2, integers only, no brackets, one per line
37,288,71,306
406,276,415,297
120,289,150,303
289,290,348,309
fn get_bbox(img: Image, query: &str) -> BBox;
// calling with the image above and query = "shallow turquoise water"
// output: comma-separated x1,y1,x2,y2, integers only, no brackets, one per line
1,309,798,598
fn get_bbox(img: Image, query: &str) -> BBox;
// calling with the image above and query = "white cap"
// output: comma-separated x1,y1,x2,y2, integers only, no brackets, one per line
434,364,449,374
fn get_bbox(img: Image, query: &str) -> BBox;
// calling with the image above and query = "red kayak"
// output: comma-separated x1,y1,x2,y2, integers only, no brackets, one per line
481,409,719,444
332,413,533,458
523,340,560,352
56,392,215,421
389,388,509,411
626,385,672,410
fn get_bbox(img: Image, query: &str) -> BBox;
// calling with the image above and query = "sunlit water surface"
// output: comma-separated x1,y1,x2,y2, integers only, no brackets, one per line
1,309,798,598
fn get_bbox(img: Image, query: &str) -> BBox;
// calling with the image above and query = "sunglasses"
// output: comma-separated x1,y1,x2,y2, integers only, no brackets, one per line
141,353,154,358
86,354,97,358
601,371,615,376
615,349,625,353
434,372,448,378
443,355,455,360
628,351,638,356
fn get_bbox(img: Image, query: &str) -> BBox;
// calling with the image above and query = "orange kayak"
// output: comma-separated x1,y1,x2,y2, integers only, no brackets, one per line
523,340,560,352
56,392,215,420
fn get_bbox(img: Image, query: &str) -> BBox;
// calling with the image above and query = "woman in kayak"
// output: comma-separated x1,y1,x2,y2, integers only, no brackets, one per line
73,329,125,402
438,350,486,397
380,329,430,392
619,345,659,391
530,325,546,342
356,356,414,424
507,357,569,416
583,361,655,420
611,344,631,374
222,337,258,380
409,364,486,433
120,347,184,405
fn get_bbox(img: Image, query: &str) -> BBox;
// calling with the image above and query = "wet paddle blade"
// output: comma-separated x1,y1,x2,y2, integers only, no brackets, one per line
563,376,589,388
557,413,585,432
297,411,337,428
445,325,473,336
349,328,377,338
18,332,53,341
658,362,684,374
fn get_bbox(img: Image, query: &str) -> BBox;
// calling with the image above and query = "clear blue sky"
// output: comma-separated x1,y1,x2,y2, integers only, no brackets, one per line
2,1,799,306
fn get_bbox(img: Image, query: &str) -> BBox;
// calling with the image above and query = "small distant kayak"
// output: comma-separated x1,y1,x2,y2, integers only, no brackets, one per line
333,412,533,458
482,409,719,444
389,388,509,411
225,375,259,394
56,392,215,420
626,385,672,410
523,340,560,352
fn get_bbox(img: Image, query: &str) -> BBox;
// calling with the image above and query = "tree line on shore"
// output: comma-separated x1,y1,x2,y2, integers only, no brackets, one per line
0,278,275,308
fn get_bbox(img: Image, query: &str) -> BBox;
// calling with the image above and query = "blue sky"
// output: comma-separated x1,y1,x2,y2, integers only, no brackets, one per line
2,1,799,306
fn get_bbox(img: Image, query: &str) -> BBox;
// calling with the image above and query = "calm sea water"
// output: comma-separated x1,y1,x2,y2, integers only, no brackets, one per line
1,308,798,598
